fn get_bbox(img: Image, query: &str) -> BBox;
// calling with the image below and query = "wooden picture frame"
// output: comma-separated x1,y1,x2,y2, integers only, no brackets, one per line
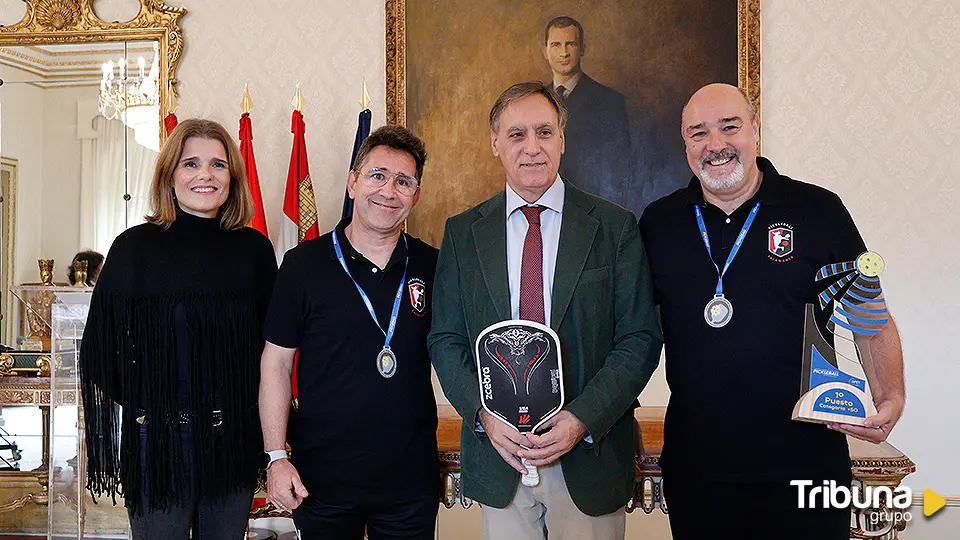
386,0,762,245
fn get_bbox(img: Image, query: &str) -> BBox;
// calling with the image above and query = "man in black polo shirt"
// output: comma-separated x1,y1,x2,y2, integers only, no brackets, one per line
639,83,905,540
259,126,439,539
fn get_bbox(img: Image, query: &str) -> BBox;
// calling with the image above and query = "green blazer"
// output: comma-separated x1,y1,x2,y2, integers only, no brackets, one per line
428,182,663,516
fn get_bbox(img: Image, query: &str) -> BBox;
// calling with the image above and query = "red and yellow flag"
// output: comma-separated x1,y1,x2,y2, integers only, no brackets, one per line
275,86,318,265
275,84,318,401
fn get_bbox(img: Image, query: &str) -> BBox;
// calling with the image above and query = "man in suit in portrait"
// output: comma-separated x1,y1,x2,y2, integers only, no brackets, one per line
542,16,633,204
429,81,662,540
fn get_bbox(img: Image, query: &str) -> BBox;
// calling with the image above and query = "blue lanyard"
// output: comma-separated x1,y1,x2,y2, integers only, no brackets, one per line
332,230,408,351
694,203,760,297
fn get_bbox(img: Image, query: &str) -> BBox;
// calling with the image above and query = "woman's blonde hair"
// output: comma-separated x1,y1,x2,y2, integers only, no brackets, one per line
145,119,253,230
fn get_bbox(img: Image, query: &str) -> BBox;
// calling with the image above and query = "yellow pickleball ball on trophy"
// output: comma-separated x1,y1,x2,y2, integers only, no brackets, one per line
855,251,884,277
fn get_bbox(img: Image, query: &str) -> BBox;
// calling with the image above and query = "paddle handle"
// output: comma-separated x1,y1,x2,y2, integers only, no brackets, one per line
520,458,539,487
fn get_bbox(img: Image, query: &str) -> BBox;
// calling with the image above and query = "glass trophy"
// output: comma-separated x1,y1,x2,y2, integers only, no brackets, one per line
793,252,888,425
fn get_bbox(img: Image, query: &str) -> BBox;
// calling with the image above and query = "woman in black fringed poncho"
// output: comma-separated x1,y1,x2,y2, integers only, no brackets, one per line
80,119,277,539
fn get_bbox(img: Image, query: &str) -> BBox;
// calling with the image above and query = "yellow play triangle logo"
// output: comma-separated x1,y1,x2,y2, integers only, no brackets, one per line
924,489,946,517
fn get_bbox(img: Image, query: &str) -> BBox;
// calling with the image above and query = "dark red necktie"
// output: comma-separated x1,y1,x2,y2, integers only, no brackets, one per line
519,206,546,324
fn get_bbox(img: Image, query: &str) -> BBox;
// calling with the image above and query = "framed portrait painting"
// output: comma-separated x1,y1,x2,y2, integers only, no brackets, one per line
387,0,761,246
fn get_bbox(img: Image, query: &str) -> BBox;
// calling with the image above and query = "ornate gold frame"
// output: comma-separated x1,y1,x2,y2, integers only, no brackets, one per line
385,0,762,128
0,158,16,348
0,0,187,146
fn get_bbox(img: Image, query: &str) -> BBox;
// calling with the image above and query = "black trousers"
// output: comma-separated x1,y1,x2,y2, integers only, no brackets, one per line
663,475,851,540
128,485,254,540
127,425,255,540
292,494,438,540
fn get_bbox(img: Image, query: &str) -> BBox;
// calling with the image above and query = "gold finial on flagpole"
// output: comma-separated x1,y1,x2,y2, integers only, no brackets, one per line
359,79,371,110
165,81,179,113
240,81,254,113
292,81,305,112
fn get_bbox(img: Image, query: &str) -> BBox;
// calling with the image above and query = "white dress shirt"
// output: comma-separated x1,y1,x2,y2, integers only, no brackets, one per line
506,176,565,325
486,177,593,443
553,72,582,96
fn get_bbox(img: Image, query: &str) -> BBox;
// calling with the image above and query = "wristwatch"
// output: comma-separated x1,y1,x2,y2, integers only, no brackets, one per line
260,449,288,470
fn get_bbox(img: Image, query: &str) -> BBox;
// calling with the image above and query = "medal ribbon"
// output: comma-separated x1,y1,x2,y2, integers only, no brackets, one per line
332,230,408,352
694,202,760,297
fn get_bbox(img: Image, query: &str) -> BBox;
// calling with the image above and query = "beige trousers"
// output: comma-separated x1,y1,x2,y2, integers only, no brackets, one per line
480,463,626,540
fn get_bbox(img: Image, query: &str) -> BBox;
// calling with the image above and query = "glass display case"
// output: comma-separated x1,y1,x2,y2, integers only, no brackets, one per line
7,285,91,539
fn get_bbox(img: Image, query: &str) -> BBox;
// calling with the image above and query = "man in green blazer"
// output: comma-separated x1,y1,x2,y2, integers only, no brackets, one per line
429,81,663,539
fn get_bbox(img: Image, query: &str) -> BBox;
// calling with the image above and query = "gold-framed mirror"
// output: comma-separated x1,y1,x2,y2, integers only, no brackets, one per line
0,158,16,348
0,0,185,124
0,0,186,348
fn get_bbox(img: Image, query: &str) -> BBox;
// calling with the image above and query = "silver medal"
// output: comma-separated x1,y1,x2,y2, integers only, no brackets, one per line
377,347,397,378
704,296,733,328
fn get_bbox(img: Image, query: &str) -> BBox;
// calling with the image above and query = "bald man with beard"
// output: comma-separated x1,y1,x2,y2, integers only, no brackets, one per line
639,84,905,540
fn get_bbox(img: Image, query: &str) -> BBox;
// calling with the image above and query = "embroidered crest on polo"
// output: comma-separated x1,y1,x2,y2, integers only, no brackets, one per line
767,222,794,261
407,278,426,314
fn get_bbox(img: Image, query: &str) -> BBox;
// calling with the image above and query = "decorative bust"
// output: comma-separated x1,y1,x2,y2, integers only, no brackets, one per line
67,251,104,286
38,259,54,286
71,261,88,287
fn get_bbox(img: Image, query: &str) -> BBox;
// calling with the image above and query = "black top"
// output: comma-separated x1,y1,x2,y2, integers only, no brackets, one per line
639,157,866,482
80,209,277,512
264,219,439,503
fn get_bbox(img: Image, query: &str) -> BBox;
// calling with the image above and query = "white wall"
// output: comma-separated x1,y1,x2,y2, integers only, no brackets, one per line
762,0,960,497
0,65,44,286
41,86,97,280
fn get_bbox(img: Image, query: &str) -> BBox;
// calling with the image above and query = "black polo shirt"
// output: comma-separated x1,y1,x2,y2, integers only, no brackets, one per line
264,219,439,503
639,157,866,483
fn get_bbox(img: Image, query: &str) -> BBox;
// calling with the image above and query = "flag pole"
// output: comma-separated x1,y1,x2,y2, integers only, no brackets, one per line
342,80,374,221
359,78,371,110
240,80,253,113
292,80,305,112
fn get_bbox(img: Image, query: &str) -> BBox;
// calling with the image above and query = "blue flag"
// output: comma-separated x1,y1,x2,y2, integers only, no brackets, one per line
342,109,372,220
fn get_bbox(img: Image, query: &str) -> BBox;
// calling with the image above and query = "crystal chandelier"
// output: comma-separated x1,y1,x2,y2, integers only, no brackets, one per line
98,43,161,151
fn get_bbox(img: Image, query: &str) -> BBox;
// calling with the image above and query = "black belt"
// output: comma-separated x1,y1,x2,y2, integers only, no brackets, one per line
135,410,223,427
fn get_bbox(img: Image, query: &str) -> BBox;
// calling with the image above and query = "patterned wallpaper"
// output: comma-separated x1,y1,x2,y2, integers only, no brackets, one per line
763,0,960,493
179,0,386,237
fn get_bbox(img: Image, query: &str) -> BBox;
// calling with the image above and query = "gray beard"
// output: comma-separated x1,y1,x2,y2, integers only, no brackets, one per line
699,158,745,191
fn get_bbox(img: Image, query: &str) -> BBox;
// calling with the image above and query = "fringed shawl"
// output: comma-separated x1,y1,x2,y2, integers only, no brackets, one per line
80,212,276,514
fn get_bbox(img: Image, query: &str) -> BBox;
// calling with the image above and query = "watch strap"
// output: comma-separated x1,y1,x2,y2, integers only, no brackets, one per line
265,449,288,468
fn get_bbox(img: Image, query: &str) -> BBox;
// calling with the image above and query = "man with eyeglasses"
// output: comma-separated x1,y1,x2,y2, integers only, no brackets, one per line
259,125,440,539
